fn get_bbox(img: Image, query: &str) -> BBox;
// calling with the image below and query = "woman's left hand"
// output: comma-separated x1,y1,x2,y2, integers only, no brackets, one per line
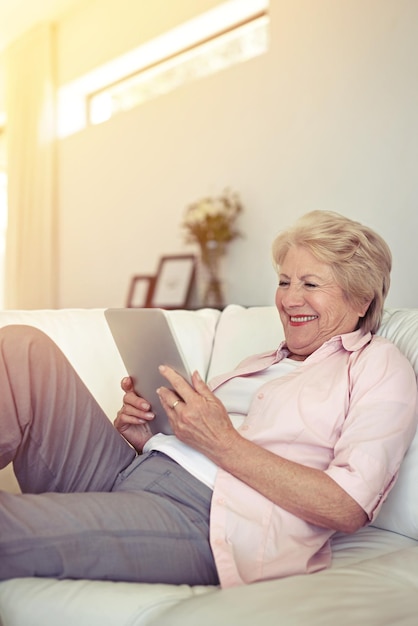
157,366,237,460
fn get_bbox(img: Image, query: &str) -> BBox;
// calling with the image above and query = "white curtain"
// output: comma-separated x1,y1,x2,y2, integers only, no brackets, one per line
4,23,57,309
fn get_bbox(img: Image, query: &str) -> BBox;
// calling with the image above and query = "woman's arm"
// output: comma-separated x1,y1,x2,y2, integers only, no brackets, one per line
209,433,367,533
157,366,367,533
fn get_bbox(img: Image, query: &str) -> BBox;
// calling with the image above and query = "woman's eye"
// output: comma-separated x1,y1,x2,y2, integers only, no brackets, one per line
304,282,318,289
278,280,290,287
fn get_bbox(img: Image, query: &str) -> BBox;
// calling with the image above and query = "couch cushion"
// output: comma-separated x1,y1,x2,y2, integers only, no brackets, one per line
371,308,418,540
378,308,418,374
153,545,418,626
166,308,221,379
0,577,214,626
207,305,284,379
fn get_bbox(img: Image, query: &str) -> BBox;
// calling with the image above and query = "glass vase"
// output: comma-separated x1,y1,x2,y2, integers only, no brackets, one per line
201,241,225,309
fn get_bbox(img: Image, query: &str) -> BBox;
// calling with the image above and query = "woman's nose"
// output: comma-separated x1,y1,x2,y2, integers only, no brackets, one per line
281,283,305,307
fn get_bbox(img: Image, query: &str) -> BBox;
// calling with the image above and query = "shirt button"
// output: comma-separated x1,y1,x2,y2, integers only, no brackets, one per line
241,424,249,431
257,392,264,399
217,498,225,505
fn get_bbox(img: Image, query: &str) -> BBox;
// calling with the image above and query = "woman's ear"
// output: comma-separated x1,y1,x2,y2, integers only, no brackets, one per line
358,299,373,318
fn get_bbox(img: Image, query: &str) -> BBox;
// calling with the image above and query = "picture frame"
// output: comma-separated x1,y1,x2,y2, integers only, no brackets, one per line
126,275,155,308
149,254,196,309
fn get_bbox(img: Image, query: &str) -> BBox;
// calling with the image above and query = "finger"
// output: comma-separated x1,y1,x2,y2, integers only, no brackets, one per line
191,370,212,398
115,401,155,427
121,376,134,392
115,411,147,427
122,397,154,419
157,387,181,411
158,365,195,402
123,389,150,409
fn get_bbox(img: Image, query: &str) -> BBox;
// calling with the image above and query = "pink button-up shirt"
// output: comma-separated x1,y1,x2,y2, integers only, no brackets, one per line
208,329,417,588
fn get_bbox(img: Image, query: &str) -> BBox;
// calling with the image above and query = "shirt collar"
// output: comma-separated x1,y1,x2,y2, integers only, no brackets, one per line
277,327,372,360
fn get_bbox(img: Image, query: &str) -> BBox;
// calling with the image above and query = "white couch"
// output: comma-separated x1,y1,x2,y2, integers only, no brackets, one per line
0,305,417,626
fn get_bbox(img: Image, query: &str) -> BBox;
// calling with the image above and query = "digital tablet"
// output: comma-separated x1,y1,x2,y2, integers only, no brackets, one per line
105,308,191,435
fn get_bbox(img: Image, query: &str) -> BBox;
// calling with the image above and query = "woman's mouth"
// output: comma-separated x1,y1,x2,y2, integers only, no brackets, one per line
289,315,318,325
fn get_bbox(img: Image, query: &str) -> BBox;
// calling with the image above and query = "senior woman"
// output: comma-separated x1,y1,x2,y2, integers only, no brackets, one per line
0,210,416,588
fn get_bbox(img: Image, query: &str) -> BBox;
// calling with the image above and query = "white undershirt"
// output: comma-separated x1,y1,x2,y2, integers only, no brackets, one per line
143,358,300,489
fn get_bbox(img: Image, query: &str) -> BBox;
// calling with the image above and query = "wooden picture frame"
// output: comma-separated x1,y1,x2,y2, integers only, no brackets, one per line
149,254,196,309
126,275,155,308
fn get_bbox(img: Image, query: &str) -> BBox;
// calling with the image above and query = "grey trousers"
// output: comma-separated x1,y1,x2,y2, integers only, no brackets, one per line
0,325,218,586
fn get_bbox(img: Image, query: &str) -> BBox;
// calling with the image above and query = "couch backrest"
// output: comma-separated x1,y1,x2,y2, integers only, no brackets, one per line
0,308,220,420
371,308,418,540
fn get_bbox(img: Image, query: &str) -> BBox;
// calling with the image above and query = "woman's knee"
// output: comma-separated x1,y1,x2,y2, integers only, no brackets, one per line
0,325,60,363
0,324,51,342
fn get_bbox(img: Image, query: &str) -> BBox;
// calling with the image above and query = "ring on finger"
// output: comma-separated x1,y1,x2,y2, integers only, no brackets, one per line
171,399,180,409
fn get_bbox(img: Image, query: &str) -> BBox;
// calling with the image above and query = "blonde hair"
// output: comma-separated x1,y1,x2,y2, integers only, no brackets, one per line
272,211,392,334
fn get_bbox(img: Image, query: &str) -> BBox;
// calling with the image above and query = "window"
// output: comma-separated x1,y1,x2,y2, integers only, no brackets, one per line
57,0,269,137
89,6,269,125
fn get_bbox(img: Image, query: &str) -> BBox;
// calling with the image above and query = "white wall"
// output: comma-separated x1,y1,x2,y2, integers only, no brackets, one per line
56,0,418,309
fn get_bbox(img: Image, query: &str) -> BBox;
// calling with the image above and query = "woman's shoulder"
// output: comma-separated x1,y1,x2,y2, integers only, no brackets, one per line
369,332,411,356
356,333,416,379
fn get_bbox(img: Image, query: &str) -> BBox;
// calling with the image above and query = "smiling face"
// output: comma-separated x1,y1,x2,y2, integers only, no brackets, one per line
275,246,369,359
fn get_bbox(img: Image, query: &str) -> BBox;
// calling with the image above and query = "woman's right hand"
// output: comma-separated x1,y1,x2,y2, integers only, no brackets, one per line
114,377,155,453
